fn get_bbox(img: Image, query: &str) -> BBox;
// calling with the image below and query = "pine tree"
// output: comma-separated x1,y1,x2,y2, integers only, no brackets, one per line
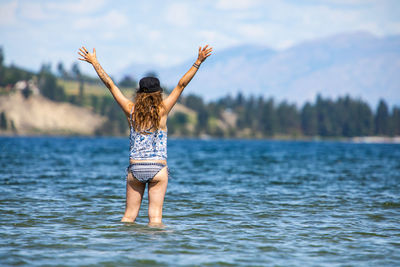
375,99,389,135
0,47,4,86
390,107,400,135
301,102,317,136
0,112,7,130
71,63,84,105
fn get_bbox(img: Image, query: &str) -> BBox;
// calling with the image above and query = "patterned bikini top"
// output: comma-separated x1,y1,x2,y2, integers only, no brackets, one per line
129,107,167,161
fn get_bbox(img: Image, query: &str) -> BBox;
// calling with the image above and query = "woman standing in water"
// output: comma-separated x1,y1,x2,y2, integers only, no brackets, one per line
78,45,212,226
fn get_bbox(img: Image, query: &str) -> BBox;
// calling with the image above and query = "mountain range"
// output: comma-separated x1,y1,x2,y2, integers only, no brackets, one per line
120,31,400,107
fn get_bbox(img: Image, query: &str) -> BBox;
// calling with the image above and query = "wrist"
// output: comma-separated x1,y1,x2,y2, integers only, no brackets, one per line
195,59,202,65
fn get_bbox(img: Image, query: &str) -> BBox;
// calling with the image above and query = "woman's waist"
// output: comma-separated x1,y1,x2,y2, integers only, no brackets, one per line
129,159,167,165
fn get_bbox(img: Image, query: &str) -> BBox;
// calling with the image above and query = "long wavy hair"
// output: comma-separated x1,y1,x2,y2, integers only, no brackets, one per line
133,91,164,132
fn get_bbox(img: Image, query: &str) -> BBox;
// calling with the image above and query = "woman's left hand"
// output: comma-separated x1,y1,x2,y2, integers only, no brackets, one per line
78,46,97,65
197,45,213,63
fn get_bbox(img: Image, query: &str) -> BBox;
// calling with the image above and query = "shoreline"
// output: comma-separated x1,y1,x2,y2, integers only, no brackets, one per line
1,134,399,144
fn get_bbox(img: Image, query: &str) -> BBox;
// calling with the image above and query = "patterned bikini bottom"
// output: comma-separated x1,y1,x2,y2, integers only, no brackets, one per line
126,162,168,183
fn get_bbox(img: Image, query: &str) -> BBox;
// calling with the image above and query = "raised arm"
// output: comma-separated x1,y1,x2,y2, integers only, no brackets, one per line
78,46,132,115
163,45,213,115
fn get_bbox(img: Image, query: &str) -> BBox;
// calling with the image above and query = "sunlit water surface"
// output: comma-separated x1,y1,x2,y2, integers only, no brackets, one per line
1,137,400,266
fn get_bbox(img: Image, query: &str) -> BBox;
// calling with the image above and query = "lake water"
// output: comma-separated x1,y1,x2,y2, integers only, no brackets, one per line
1,137,400,266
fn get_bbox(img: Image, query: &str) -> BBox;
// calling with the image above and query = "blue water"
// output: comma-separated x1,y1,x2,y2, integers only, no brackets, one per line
1,137,400,266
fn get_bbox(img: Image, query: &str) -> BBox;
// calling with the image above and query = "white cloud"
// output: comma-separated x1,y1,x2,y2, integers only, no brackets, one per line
1,0,107,25
228,1,392,49
165,2,191,27
384,22,400,35
0,0,18,25
237,24,267,40
198,30,238,48
325,0,377,5
275,39,295,50
101,31,117,41
148,30,161,42
216,0,262,10
45,0,106,15
236,22,295,49
152,53,175,66
2,0,400,75
18,2,49,21
73,9,128,30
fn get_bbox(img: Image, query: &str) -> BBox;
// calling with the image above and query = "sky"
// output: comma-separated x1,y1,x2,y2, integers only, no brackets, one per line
1,0,400,77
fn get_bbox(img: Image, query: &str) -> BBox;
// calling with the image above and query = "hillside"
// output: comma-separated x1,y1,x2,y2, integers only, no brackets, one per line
0,92,106,135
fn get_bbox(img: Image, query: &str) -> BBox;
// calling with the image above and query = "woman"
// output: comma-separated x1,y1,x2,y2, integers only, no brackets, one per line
78,45,212,226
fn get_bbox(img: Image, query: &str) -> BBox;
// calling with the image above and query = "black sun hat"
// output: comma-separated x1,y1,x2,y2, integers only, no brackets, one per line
138,77,163,93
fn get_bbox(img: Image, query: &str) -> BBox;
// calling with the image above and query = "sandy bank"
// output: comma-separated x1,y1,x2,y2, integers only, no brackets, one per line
0,93,106,135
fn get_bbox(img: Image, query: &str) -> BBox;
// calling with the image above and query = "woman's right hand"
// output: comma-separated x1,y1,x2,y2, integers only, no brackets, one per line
197,45,213,63
78,46,97,65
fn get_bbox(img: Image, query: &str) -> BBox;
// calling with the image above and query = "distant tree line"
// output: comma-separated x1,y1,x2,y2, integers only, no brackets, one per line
178,93,400,137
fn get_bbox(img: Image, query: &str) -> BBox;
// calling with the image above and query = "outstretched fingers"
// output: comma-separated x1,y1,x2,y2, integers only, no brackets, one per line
197,45,213,62
78,49,86,56
77,46,96,63
77,47,87,59
77,51,87,62
203,46,213,58
77,53,87,62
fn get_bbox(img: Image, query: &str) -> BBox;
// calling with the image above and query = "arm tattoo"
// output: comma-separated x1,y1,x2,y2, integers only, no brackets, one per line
93,61,113,89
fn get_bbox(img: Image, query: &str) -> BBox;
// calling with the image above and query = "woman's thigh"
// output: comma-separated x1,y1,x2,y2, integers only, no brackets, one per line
125,172,146,211
147,166,168,222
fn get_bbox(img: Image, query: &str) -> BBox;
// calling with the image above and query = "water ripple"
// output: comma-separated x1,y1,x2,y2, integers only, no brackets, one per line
1,137,400,266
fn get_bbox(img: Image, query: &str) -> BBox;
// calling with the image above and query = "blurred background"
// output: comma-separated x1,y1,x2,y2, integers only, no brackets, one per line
0,0,399,139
